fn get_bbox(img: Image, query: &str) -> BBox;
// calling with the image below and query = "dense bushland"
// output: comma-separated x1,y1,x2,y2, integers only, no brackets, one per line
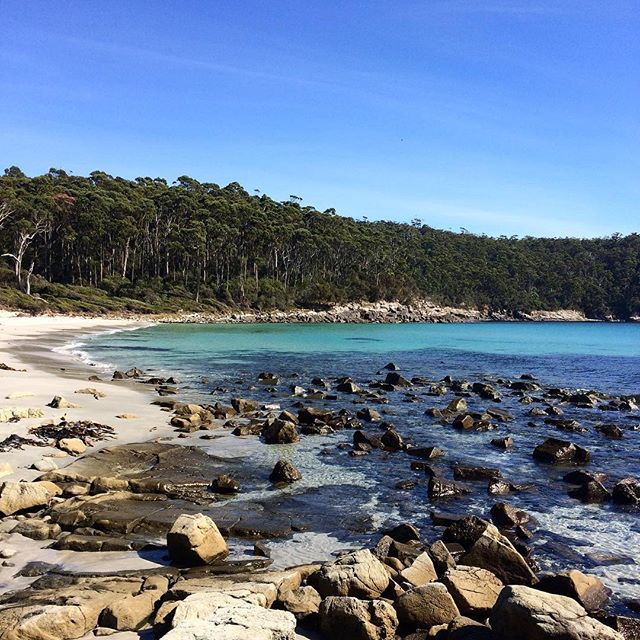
0,167,638,318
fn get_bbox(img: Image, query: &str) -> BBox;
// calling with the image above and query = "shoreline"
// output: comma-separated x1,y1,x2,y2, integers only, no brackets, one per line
1,300,604,325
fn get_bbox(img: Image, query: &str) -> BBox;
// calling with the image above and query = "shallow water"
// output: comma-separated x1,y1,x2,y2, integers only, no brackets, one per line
79,322,640,607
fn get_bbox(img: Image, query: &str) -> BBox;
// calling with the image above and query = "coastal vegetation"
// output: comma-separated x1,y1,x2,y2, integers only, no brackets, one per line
0,166,638,318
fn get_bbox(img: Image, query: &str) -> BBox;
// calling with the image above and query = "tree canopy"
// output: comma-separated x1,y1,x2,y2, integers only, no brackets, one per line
0,167,638,318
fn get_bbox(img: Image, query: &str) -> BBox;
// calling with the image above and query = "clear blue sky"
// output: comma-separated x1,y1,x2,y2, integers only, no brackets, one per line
1,1,638,237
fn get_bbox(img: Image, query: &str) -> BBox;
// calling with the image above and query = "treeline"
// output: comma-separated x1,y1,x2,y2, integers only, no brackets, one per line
0,166,638,318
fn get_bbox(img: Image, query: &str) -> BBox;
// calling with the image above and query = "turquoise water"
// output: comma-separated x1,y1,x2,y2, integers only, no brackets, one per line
81,322,640,393
78,321,640,606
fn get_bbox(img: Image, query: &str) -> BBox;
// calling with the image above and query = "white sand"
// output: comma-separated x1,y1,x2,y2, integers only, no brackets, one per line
0,312,174,482
0,312,178,590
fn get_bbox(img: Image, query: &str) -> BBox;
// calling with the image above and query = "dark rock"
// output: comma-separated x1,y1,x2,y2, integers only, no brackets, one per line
407,446,445,459
533,437,589,464
381,429,403,450
353,430,383,449
601,615,640,640
535,569,609,612
597,424,624,439
385,372,412,387
490,502,531,528
386,523,421,543
356,407,382,422
490,436,513,449
453,465,502,481
563,470,608,485
269,459,302,484
612,478,640,505
568,480,611,503
262,419,300,444
428,477,469,500
453,414,476,430
210,475,240,494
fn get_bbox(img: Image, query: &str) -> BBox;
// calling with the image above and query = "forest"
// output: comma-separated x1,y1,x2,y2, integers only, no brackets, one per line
0,166,638,319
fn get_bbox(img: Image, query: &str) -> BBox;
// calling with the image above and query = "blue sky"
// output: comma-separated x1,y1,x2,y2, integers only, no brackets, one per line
1,0,638,237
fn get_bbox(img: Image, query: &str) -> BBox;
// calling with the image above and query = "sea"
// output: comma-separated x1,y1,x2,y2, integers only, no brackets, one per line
71,322,640,607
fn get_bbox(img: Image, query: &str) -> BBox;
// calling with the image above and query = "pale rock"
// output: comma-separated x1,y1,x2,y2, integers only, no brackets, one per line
167,513,228,565
57,438,86,455
319,596,398,640
0,480,62,516
396,582,460,629
400,551,438,586
308,549,389,598
442,565,503,618
490,585,623,640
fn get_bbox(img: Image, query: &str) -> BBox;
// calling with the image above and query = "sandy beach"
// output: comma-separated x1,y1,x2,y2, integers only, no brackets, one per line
0,313,181,599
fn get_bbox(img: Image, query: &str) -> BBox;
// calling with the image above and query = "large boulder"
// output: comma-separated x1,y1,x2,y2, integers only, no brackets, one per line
262,419,300,445
490,585,623,640
318,596,398,640
441,565,503,619
532,438,589,464
395,582,460,629
399,551,438,586
167,513,228,566
459,521,537,585
535,570,609,612
277,586,321,621
99,591,159,630
0,480,62,516
308,550,389,598
165,592,297,640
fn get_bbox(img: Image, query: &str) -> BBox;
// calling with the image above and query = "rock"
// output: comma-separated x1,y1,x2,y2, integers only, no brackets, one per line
428,477,469,499
100,591,159,630
31,458,58,472
269,460,302,483
75,387,106,399
380,428,403,450
165,592,297,640
277,586,321,621
396,582,460,629
386,523,421,543
407,445,445,459
0,480,62,516
231,397,259,413
0,463,13,478
563,470,607,485
57,438,86,455
211,475,241,494
385,372,412,387
568,480,611,503
491,436,514,449
448,398,468,412
489,585,623,639
308,549,389,598
612,478,640,505
337,380,363,393
429,540,456,576
453,465,502,481
13,518,61,540
0,547,16,559
602,616,640,640
453,414,476,430
48,396,81,409
596,424,624,439
457,521,537,586
167,513,228,566
535,570,609,612
400,552,438,586
318,596,398,640
357,408,382,422
262,419,300,444
533,438,590,464
490,502,531,528
442,566,503,618
447,616,496,639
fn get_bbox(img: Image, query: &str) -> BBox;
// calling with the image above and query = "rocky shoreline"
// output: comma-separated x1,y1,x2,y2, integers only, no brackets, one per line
0,317,638,639
156,301,593,325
